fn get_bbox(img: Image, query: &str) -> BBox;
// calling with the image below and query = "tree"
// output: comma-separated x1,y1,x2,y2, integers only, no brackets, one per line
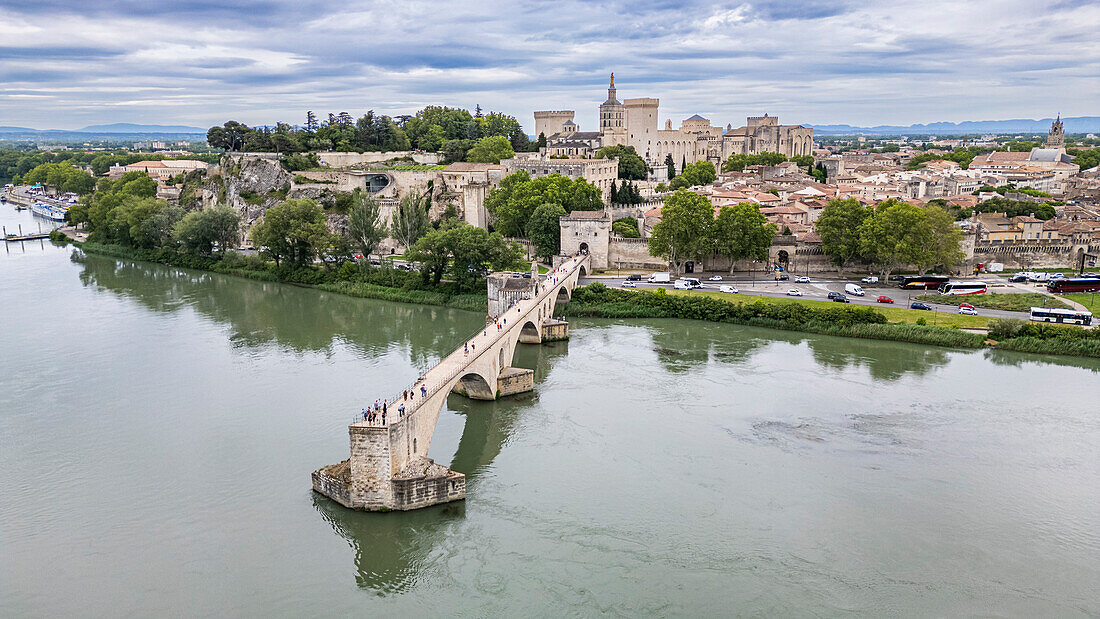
595,144,647,180
680,160,716,186
391,190,430,249
815,197,871,270
790,154,814,168
206,121,249,151
612,216,640,238
251,199,327,266
21,162,96,195
665,153,676,179
722,151,788,172
466,135,515,164
647,189,714,276
668,176,688,190
172,205,240,256
712,202,777,274
913,205,965,274
537,132,547,149
526,202,567,263
485,172,603,237
306,111,319,132
858,199,927,279
681,155,687,176
347,189,385,259
405,221,524,289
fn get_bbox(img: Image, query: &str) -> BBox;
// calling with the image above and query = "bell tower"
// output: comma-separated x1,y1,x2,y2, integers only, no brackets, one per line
599,72,627,146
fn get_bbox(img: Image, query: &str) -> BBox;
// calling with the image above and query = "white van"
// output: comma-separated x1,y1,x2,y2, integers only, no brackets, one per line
647,272,671,284
677,277,702,288
673,280,693,290
844,283,865,296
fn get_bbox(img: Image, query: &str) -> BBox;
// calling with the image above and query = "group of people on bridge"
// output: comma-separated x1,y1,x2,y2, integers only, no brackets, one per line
357,253,586,428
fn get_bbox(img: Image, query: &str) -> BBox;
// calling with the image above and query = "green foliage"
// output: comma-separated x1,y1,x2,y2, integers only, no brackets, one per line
527,202,568,263
664,153,676,179
611,180,642,205
648,189,714,275
466,135,515,164
405,220,525,290
172,205,241,256
346,190,385,258
391,190,431,249
294,174,334,184
485,171,604,237
250,198,327,266
811,163,827,183
722,151,787,172
21,162,96,194
282,153,320,172
1067,147,1100,171
595,144,647,180
973,196,1056,220
907,147,985,170
712,202,776,271
790,154,814,167
668,176,688,190
815,197,871,268
612,216,640,238
679,160,716,186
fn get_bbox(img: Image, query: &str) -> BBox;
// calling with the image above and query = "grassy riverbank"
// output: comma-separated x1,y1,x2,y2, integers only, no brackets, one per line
914,291,1068,313
59,236,489,313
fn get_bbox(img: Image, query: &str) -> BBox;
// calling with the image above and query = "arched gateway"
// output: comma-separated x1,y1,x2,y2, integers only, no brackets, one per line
312,254,591,512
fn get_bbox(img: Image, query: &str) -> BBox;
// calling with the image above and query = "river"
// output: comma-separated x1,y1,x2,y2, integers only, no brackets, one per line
1,204,1097,616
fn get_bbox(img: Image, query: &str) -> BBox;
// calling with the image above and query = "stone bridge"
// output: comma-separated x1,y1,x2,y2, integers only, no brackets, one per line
313,254,591,511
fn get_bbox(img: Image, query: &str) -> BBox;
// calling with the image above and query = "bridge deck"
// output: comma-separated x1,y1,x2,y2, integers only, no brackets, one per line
353,254,588,427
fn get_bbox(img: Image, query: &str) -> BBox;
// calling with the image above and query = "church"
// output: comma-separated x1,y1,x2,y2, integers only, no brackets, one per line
535,74,813,175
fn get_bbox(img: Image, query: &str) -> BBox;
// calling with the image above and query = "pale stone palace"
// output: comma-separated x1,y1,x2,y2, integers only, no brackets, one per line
535,73,813,174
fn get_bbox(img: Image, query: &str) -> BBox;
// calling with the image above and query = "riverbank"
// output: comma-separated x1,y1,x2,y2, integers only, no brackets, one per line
54,233,490,313
561,284,1100,358
57,234,1100,358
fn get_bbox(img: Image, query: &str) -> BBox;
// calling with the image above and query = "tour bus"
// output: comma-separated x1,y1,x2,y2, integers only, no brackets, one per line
1046,278,1100,294
938,281,988,295
898,275,949,290
1029,307,1093,326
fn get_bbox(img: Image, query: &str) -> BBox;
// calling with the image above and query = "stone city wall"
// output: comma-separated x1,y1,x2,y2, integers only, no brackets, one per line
607,237,666,270
317,151,442,167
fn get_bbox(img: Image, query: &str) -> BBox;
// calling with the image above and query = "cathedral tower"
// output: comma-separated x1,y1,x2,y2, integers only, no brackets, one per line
1045,114,1065,148
599,73,628,146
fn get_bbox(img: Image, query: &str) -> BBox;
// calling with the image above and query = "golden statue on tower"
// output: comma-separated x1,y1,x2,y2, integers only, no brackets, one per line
610,72,614,87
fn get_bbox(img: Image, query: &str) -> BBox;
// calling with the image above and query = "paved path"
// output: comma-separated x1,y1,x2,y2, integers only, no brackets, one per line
355,254,589,427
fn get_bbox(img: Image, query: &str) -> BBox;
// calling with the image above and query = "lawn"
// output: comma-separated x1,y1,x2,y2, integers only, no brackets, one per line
1064,292,1100,315
914,292,1068,313
666,288,992,328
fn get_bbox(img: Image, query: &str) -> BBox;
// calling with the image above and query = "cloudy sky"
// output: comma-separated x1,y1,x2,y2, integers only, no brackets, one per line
1,0,1097,131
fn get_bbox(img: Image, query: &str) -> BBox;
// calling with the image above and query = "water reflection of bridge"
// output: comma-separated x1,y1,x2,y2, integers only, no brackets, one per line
313,255,590,512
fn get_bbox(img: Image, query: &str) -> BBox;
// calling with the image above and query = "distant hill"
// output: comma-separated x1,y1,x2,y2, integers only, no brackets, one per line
0,126,38,133
76,123,207,134
808,116,1100,135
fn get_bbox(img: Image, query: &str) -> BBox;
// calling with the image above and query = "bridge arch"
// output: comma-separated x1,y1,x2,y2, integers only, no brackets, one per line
556,286,571,304
455,371,495,401
579,264,587,277
520,320,540,342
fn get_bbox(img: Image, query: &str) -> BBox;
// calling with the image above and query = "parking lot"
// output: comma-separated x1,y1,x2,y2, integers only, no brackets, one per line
583,274,1037,320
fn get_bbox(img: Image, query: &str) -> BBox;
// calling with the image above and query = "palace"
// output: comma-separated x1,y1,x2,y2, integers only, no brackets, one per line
535,73,813,176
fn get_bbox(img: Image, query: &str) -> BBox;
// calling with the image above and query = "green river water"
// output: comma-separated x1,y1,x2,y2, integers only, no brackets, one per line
1,206,1097,616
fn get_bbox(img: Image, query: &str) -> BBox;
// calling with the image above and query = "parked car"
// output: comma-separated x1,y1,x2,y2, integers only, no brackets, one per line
958,306,978,315
626,274,642,281
959,302,975,310
786,289,803,296
861,276,879,284
719,285,738,294
890,274,906,283
709,275,723,281
777,273,790,280
910,301,932,310
1009,273,1028,282
794,276,810,283
876,296,894,304
830,294,850,303
621,281,636,288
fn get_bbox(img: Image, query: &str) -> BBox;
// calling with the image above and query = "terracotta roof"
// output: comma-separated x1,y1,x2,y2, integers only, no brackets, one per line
644,207,662,218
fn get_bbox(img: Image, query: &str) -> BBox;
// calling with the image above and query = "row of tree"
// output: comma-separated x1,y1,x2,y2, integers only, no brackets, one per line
814,198,965,277
205,105,535,163
646,189,777,276
484,171,604,238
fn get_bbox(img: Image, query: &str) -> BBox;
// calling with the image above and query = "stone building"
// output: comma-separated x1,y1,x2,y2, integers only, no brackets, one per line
535,73,813,174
